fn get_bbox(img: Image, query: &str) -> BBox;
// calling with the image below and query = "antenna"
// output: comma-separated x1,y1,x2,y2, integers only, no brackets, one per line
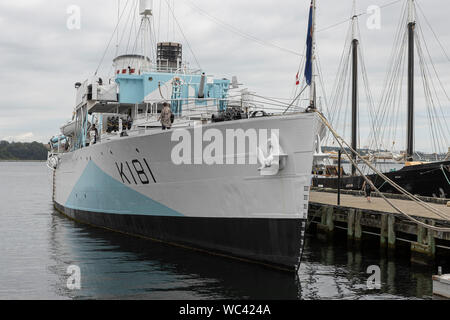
351,0,358,40
408,0,415,24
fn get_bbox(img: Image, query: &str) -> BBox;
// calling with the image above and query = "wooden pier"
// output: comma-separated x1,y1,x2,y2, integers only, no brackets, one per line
307,189,450,263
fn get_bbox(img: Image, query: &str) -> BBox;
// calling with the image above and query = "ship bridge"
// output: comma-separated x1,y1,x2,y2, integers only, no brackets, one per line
79,42,230,116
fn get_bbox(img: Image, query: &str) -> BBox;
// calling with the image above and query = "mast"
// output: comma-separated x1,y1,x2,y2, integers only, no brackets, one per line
351,2,359,176
139,0,153,70
308,0,317,110
406,0,415,161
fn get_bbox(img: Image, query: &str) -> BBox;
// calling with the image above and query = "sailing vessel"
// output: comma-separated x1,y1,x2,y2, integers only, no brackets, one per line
312,0,450,199
47,0,321,271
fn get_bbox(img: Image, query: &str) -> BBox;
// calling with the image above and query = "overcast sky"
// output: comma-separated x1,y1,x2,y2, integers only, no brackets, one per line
0,0,448,153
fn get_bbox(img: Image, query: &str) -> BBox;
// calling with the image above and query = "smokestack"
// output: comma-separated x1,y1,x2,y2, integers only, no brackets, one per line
157,42,182,72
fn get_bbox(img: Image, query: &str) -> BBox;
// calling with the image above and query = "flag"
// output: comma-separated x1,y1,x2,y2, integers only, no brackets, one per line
295,71,300,86
304,1,313,86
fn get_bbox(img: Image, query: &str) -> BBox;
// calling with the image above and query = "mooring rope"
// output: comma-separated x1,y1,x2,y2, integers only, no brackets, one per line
441,165,450,186
315,111,450,232
317,110,450,220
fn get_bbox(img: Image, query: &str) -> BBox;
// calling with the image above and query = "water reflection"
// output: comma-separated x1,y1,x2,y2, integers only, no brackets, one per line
48,210,302,300
298,233,434,300
48,208,434,300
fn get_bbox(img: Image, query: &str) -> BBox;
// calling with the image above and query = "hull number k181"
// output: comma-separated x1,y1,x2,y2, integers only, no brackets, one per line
115,158,157,185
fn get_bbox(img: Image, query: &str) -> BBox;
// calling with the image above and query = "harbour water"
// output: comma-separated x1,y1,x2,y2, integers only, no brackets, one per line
0,162,435,300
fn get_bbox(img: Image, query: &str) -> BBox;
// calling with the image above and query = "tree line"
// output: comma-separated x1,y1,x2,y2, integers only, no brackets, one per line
0,141,48,160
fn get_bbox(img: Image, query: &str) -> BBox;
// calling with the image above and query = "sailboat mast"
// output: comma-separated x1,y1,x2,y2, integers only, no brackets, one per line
309,0,317,109
351,3,359,176
407,0,415,161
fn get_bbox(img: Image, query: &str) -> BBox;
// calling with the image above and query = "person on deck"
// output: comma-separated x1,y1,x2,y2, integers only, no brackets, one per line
158,102,173,130
127,109,133,130
362,180,373,203
91,124,99,144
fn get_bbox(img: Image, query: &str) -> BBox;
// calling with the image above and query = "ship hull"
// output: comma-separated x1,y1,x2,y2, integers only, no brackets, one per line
312,160,450,198
52,113,319,271
54,202,305,270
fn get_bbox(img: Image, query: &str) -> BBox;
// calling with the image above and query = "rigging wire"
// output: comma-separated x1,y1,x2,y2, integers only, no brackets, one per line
317,0,403,33
291,46,307,102
415,0,450,63
356,19,380,152
369,1,408,152
315,110,450,231
415,13,450,102
114,2,137,72
316,54,329,115
157,0,162,43
324,16,353,146
283,85,308,114
162,0,202,70
371,0,449,156
416,19,450,153
183,0,303,57
166,0,170,40
172,0,176,41
94,0,132,75
115,0,121,57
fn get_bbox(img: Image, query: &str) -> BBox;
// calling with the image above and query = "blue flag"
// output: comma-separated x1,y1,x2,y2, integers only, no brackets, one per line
304,2,313,86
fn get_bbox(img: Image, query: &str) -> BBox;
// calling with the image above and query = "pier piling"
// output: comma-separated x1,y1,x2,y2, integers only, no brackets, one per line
326,206,334,232
380,214,388,247
309,189,450,264
388,215,396,249
354,209,362,241
348,209,355,239
411,220,436,259
318,206,334,233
